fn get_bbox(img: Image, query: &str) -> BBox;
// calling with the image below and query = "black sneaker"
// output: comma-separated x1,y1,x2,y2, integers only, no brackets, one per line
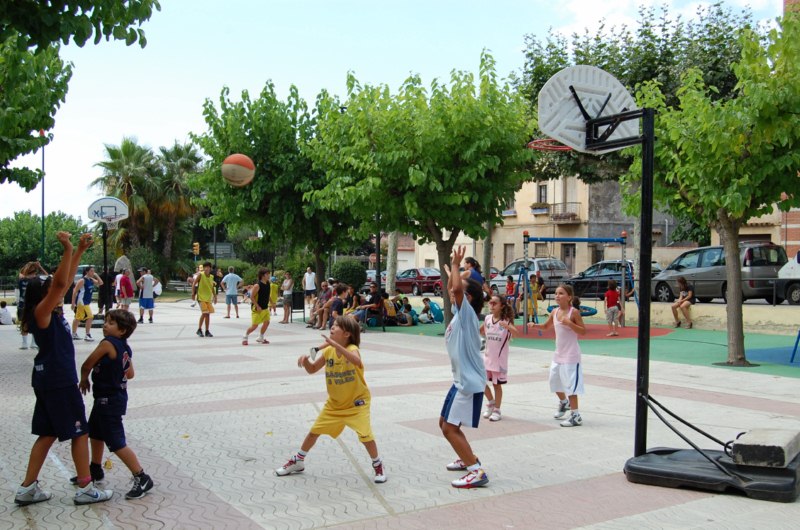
70,462,105,485
196,329,203,337
148,318,153,323
137,318,144,323
204,330,213,337
125,473,154,499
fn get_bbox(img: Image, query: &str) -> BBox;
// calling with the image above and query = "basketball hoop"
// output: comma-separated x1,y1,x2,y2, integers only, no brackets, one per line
527,138,573,152
106,219,119,231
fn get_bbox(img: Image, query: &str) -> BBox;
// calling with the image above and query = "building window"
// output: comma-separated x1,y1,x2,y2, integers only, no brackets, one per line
504,244,515,267
425,259,435,268
534,243,548,257
502,196,517,216
537,184,548,204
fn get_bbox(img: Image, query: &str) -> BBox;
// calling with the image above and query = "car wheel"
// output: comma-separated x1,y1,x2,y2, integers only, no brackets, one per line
412,285,420,296
655,282,674,302
697,297,712,303
433,285,442,296
785,284,800,305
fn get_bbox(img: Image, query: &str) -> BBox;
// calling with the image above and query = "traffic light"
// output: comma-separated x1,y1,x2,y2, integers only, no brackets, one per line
192,242,200,255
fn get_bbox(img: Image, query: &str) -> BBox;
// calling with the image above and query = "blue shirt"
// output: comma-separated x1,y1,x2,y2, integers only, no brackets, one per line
445,298,486,394
81,277,95,305
222,273,242,297
31,312,78,390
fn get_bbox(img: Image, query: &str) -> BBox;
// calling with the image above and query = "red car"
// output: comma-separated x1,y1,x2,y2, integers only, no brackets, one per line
395,268,441,296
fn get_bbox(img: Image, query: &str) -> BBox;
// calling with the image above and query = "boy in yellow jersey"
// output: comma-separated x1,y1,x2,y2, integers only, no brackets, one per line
275,316,386,483
193,262,217,337
269,275,279,316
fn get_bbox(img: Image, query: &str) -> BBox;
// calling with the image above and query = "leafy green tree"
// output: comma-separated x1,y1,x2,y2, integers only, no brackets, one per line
0,37,71,188
307,52,534,320
331,259,367,291
190,83,352,282
155,141,201,266
0,210,88,274
0,0,161,50
92,137,158,249
628,13,800,365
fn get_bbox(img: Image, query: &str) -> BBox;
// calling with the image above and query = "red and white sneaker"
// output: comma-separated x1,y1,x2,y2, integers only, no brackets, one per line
242,337,248,346
445,458,480,471
451,468,489,489
373,462,387,483
275,456,305,476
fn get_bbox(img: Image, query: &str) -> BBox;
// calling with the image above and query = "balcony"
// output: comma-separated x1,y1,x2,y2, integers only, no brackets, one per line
550,202,581,224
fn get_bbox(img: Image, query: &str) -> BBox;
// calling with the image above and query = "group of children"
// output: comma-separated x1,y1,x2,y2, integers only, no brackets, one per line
16,237,588,508
14,232,153,507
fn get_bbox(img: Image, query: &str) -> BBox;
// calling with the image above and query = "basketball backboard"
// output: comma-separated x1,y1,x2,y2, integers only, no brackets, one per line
538,65,638,154
88,196,129,224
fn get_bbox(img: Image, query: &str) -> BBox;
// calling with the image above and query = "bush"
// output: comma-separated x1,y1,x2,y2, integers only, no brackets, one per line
331,259,366,290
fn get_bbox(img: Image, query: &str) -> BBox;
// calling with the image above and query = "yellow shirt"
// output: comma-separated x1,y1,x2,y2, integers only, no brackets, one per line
323,344,370,410
269,283,279,304
196,273,215,302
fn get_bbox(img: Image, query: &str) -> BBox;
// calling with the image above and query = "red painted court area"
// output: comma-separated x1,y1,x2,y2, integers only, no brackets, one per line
519,323,674,340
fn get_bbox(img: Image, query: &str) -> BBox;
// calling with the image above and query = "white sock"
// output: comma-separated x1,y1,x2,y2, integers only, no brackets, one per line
571,409,580,416
467,462,481,472
21,335,28,346
487,400,495,407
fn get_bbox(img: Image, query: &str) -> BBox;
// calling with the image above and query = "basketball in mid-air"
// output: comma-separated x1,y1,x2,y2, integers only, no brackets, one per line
221,154,255,187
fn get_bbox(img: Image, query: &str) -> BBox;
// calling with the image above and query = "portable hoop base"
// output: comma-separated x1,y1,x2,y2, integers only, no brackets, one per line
624,448,800,503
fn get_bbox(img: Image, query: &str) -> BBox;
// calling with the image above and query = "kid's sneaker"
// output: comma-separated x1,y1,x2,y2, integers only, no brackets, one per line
70,462,105,485
482,403,494,419
489,409,502,422
445,458,481,471
373,462,387,483
84,335,94,342
125,473,154,499
72,333,81,341
275,456,305,476
560,412,583,427
14,481,52,506
553,400,570,419
74,482,113,505
204,330,213,337
451,468,489,489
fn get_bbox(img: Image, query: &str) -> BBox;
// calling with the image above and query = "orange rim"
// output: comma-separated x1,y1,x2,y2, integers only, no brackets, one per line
527,138,572,152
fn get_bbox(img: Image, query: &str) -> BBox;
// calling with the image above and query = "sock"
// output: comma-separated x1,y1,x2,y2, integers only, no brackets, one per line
372,457,382,468
21,335,29,347
76,476,92,488
467,462,481,472
487,400,495,407
571,409,580,416
560,399,569,405
296,450,307,461
258,334,264,340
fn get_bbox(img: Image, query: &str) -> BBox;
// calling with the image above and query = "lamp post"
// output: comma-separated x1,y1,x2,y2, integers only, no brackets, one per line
39,129,45,260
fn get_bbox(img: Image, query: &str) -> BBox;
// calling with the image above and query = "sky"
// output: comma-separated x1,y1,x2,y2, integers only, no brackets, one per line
0,0,785,223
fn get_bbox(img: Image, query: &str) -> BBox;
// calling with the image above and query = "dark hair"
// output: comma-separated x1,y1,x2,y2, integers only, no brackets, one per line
404,303,412,312
677,276,688,290
465,257,482,273
492,294,515,322
608,279,617,290
422,297,430,302
507,275,514,283
333,315,360,347
464,278,484,316
335,284,347,295
105,309,138,339
258,268,269,280
203,261,212,268
0,300,6,308
21,276,51,333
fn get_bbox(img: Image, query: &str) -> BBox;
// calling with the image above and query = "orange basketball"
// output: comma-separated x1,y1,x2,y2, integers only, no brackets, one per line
221,154,255,187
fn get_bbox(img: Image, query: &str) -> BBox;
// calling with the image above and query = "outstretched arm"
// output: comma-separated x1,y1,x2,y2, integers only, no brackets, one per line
444,245,466,308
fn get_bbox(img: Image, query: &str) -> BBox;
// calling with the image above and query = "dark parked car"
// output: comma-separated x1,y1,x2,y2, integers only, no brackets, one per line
395,268,441,296
565,260,634,300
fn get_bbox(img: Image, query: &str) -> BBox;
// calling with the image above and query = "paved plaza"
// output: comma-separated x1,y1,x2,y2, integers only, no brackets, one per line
1,300,800,529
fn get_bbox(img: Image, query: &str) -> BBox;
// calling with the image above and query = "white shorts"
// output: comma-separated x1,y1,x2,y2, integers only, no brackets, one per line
549,362,584,396
440,384,483,428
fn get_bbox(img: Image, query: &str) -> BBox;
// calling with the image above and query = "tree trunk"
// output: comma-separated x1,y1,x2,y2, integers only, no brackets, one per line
386,231,398,294
482,221,493,280
718,213,749,365
161,215,176,261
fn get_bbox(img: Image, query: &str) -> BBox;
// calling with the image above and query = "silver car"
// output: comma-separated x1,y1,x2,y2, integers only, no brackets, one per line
651,242,787,304
489,257,569,295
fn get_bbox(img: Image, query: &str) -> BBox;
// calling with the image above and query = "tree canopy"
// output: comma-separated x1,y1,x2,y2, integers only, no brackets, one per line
0,210,88,274
306,51,534,319
628,13,800,365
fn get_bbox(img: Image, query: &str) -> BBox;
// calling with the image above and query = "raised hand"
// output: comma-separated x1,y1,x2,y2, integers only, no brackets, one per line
77,233,93,252
56,231,72,248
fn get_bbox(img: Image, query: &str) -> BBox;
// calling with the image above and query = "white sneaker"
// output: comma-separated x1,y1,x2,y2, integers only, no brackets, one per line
482,404,494,419
553,400,570,419
15,481,52,506
451,468,489,488
74,482,113,505
489,409,502,422
275,456,305,476
84,335,94,342
373,462,387,483
72,333,81,341
560,412,583,427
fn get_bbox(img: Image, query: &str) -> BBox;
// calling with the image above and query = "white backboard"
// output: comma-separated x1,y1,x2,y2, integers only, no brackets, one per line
88,196,129,224
538,65,638,154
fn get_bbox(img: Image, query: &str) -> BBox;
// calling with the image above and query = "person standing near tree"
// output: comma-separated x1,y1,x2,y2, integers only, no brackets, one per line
279,271,294,324
303,266,317,308
221,266,242,319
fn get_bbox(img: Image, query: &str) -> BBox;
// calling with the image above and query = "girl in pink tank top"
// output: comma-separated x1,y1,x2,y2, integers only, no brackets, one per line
480,294,519,422
528,285,587,427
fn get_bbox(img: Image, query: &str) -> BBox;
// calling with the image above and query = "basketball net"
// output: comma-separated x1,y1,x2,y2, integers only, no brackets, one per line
104,217,120,231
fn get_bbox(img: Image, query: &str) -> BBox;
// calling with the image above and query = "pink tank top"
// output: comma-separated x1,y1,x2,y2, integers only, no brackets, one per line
553,307,581,364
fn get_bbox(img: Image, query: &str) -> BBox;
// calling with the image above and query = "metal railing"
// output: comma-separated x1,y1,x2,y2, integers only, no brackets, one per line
550,202,581,223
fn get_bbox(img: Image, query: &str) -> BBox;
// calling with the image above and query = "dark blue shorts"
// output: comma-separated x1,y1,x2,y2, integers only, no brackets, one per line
32,386,88,441
305,289,317,297
88,397,128,452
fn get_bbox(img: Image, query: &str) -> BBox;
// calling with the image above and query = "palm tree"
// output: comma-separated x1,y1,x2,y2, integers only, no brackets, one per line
93,137,158,249
155,141,202,264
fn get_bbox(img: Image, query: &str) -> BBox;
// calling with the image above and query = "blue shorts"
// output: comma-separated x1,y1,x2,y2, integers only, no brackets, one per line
225,294,238,305
305,289,317,297
139,297,154,310
32,386,88,441
88,397,128,452
440,384,483,428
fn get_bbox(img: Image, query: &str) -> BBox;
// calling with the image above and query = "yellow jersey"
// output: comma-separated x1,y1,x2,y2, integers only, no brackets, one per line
323,344,370,410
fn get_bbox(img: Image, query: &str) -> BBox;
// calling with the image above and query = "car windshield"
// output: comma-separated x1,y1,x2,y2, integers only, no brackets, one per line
420,268,440,276
748,246,788,266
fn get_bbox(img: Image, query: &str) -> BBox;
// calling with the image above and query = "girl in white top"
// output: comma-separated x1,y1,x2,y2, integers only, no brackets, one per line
480,294,519,422
528,284,586,427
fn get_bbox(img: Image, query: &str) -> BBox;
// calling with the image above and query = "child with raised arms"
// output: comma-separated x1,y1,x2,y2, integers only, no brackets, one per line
275,316,386,483
78,309,154,499
528,284,586,427
440,245,489,488
481,294,520,422
15,232,114,506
